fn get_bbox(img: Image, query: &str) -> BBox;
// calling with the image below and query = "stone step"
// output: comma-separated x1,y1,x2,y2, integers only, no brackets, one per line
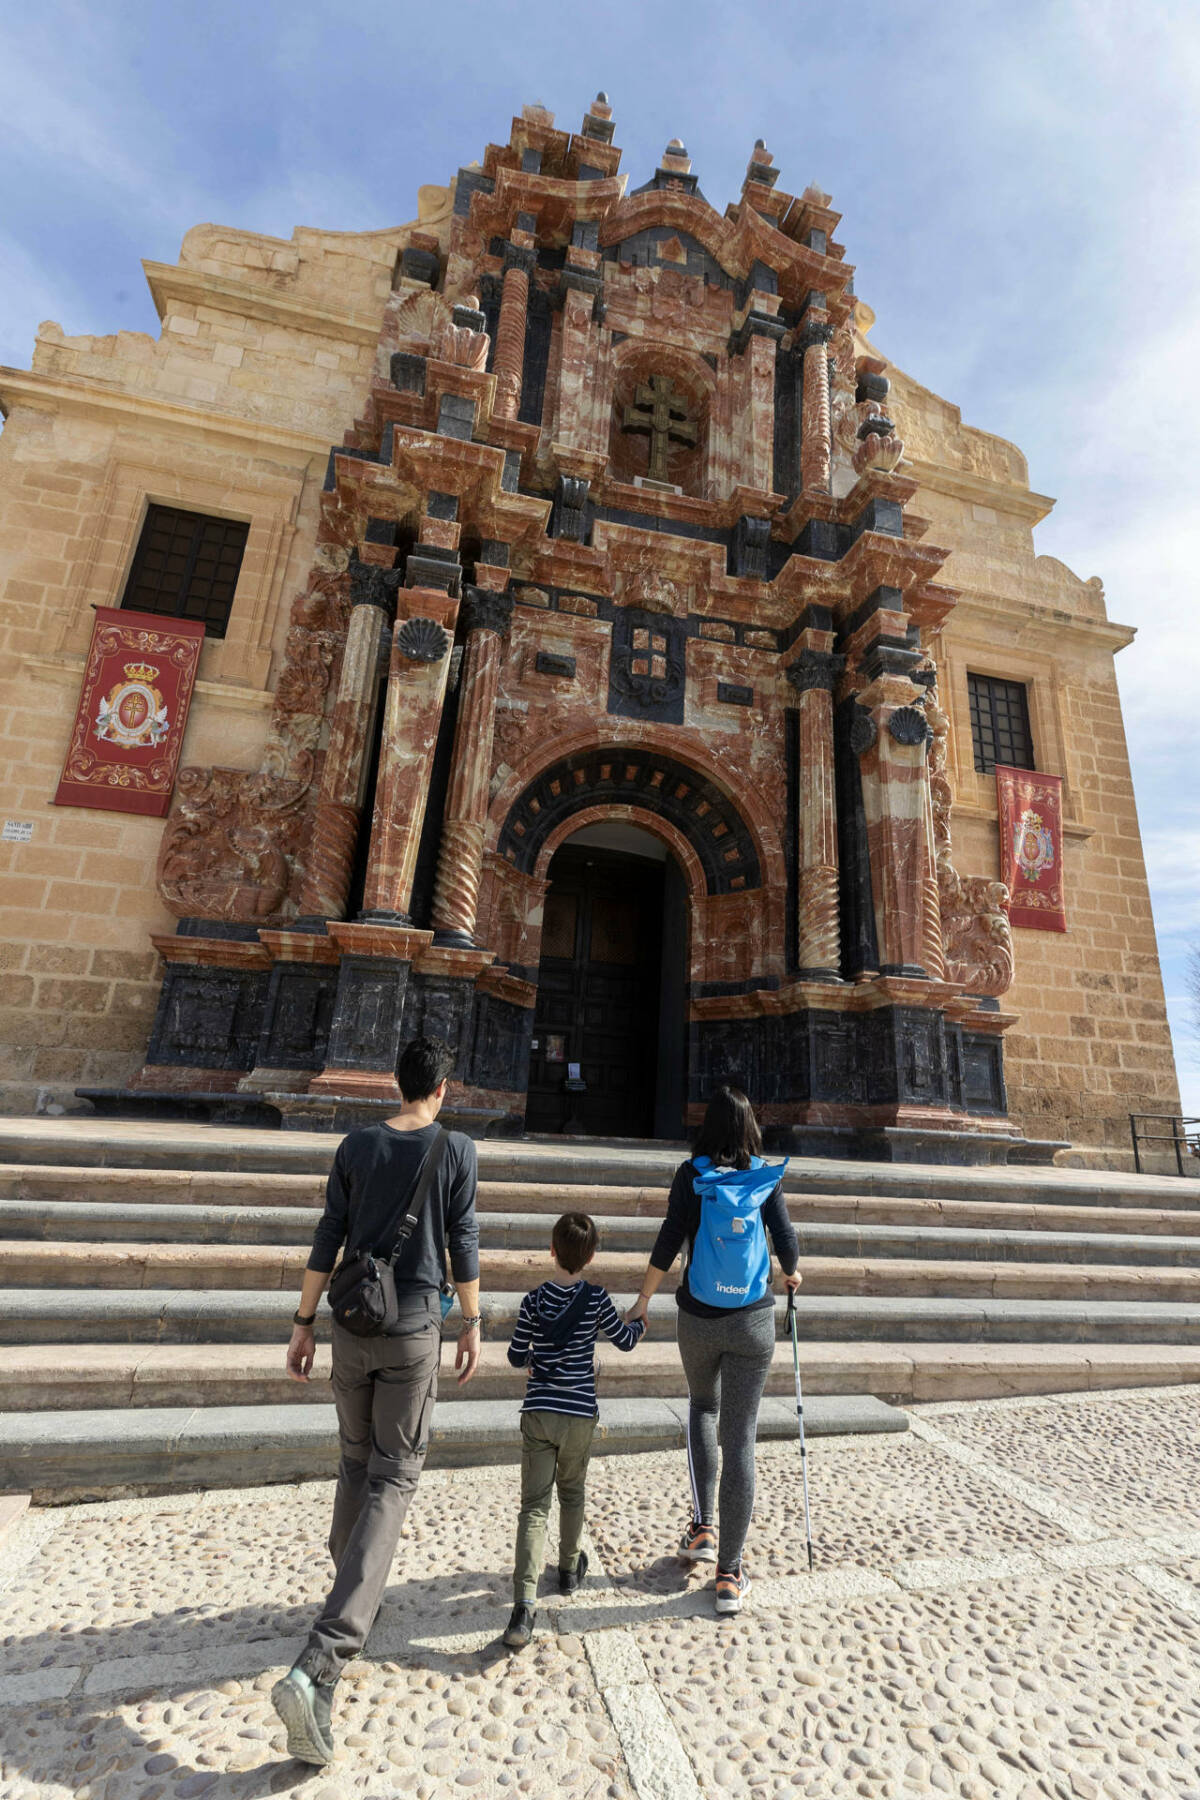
7,1165,1200,1239
2,1337,1197,1412
10,1287,1200,1344
3,1120,1195,1208
0,1394,904,1499
6,1199,1200,1271
9,1239,1200,1304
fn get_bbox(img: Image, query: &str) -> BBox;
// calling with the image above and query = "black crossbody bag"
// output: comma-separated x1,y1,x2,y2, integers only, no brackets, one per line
326,1128,451,1338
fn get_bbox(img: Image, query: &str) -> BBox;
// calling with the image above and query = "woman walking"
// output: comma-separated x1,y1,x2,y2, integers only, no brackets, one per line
625,1086,801,1614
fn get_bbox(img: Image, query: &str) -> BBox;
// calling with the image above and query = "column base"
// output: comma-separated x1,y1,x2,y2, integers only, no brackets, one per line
307,1066,403,1101
432,928,479,950
357,908,414,928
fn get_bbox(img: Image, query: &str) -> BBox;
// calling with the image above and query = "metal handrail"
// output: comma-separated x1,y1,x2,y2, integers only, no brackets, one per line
1129,1113,1200,1177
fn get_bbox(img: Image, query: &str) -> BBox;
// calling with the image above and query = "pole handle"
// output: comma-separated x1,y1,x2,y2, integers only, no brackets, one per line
785,1285,796,1323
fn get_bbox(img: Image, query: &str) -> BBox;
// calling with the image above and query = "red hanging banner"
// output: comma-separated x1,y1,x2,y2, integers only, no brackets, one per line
53,608,206,818
996,765,1067,932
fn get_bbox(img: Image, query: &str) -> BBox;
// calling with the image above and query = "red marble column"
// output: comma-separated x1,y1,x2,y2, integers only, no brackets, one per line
852,674,937,977
359,589,460,925
431,588,514,945
799,313,834,493
492,247,534,422
787,648,842,978
296,563,391,923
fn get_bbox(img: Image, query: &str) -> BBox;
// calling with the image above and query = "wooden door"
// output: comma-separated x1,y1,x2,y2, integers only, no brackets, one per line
525,846,664,1136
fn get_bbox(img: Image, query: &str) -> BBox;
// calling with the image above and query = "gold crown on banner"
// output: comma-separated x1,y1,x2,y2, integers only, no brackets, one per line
123,662,160,681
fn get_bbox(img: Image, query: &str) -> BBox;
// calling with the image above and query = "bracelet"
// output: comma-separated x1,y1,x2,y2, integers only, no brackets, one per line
460,1315,482,1330
293,1309,317,1328
637,1293,654,1304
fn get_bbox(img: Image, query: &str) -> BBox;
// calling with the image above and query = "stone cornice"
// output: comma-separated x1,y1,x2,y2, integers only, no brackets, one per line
0,368,331,458
948,589,1137,651
905,457,1055,527
20,651,274,710
143,261,382,345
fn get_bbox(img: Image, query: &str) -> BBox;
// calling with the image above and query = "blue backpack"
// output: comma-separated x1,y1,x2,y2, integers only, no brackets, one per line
687,1155,789,1308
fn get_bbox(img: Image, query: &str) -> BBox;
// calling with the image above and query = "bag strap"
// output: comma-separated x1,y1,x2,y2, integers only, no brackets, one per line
381,1127,451,1265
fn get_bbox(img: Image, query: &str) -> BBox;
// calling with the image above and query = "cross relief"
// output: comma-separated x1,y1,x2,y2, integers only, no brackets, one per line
621,374,697,484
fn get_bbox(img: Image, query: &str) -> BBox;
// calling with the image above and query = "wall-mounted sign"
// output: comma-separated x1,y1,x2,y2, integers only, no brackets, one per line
545,1034,566,1064
1,821,33,843
568,1061,581,1080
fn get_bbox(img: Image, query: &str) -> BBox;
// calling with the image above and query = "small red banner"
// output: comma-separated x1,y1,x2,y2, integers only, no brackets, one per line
53,608,205,817
996,765,1067,932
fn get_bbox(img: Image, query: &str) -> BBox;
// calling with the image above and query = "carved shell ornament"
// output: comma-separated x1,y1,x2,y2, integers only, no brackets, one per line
887,705,930,747
396,617,450,663
392,288,452,352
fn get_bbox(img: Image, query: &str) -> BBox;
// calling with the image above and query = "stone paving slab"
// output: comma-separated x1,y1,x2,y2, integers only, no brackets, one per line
3,1387,1200,1796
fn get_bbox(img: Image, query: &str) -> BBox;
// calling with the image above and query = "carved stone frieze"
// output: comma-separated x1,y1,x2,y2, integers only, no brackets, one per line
273,628,339,718
157,768,310,923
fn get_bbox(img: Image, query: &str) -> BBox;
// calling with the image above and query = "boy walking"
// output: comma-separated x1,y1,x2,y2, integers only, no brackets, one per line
503,1211,645,1649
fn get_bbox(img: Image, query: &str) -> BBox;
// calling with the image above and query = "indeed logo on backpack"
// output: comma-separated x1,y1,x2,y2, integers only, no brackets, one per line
687,1154,789,1310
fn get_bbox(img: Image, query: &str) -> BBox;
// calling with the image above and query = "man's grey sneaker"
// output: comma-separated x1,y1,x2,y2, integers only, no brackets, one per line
503,1603,536,1650
271,1666,335,1766
715,1563,750,1615
678,1519,718,1563
559,1548,589,1595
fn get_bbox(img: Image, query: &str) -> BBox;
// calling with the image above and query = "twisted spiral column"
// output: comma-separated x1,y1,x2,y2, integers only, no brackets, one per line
787,647,843,979
430,590,512,944
799,314,834,493
492,249,533,422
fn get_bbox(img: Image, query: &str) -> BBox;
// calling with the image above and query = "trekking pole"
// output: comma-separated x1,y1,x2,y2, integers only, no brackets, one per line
785,1287,815,1571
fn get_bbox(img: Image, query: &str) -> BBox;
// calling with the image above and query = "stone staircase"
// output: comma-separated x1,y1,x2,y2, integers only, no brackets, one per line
1,1119,1198,1499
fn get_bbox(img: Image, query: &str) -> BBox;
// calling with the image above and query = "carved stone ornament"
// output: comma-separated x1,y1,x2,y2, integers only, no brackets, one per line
854,415,906,476
849,705,878,754
395,617,451,663
157,767,309,923
887,705,930,747
787,648,844,696
437,291,489,370
392,288,453,353
461,587,515,639
925,677,1015,997
273,628,339,719
349,558,401,613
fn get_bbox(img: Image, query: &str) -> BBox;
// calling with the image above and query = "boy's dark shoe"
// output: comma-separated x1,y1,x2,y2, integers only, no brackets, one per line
503,1603,536,1650
271,1663,336,1766
558,1548,589,1595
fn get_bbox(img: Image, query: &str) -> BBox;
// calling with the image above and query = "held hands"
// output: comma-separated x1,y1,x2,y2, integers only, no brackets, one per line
286,1325,315,1382
625,1295,650,1329
455,1321,481,1385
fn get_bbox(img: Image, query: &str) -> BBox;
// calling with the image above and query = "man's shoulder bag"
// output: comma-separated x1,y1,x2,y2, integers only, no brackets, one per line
326,1128,451,1337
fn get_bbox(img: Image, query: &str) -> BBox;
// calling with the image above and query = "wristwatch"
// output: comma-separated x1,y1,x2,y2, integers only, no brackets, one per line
293,1309,317,1327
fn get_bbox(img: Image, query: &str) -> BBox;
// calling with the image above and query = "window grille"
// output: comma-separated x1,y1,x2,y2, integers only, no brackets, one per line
967,673,1035,774
120,504,249,638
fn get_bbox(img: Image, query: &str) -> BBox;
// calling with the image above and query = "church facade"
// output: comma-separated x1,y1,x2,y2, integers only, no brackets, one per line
0,99,1181,1162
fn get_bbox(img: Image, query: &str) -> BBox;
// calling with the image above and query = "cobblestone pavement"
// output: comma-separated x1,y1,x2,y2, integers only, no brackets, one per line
2,1386,1200,1798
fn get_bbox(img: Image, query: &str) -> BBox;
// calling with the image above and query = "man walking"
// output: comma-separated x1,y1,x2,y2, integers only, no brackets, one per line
270,1035,481,1766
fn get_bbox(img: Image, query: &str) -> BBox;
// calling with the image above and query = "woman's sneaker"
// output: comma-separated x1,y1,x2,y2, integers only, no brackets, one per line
715,1563,750,1615
678,1520,718,1564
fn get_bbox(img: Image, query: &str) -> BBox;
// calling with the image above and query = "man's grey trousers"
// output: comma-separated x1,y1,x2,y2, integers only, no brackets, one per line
301,1316,441,1680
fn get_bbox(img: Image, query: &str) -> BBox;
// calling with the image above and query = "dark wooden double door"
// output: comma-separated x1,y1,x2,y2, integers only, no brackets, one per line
526,846,665,1137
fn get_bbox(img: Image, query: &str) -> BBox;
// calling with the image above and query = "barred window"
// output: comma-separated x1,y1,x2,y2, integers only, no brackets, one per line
967,673,1035,774
120,504,249,638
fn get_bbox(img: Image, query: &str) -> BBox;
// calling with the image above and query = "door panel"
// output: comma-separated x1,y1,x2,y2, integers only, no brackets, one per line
526,846,665,1136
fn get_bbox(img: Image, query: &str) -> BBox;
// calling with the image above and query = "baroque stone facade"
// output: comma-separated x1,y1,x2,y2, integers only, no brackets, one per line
0,99,1180,1162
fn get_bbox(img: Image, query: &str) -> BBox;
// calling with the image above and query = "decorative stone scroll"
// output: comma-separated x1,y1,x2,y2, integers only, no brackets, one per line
925,677,1015,996
157,767,310,922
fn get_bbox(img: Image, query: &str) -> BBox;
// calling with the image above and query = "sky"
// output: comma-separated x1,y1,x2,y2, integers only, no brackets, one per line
1,0,1197,1118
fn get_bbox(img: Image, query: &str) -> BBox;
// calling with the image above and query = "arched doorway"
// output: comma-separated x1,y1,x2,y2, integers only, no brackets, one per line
525,822,688,1139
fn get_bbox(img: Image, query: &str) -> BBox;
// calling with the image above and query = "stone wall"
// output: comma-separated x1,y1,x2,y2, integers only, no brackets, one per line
0,205,449,1115
885,366,1180,1156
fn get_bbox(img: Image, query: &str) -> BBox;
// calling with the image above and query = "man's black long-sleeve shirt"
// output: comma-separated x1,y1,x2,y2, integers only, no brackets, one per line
308,1122,479,1329
649,1159,799,1317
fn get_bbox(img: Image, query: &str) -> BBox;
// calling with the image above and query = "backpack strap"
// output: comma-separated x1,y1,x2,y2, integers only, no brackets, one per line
381,1128,451,1265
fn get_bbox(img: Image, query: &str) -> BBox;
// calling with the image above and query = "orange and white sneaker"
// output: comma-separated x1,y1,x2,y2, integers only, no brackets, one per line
678,1519,717,1563
715,1563,750,1615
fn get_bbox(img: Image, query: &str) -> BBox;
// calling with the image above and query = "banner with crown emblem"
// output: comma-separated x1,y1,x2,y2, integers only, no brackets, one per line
996,765,1067,932
53,608,206,817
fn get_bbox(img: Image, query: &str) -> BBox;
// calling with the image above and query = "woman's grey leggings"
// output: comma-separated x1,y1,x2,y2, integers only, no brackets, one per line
676,1303,777,1570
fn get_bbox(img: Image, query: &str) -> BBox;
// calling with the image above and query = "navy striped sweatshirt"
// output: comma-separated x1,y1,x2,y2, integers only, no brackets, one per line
507,1280,645,1418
